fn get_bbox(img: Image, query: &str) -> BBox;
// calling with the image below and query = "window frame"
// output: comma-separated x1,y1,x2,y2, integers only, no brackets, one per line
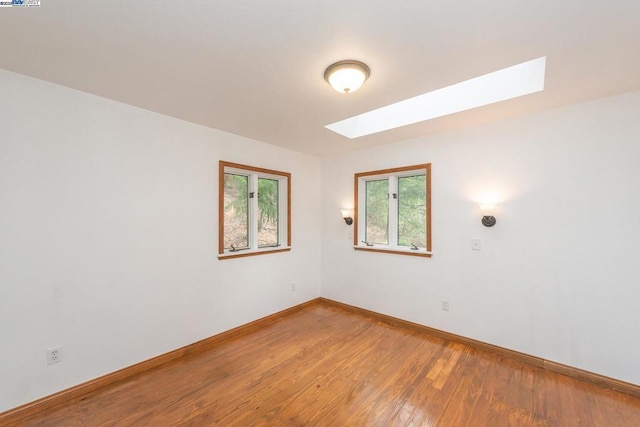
354,164,431,257
218,161,291,259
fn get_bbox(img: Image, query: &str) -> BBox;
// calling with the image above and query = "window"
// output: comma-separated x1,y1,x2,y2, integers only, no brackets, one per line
219,161,291,259
354,164,431,257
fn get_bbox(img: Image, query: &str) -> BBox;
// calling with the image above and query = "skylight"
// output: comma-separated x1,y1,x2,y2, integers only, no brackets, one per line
325,57,547,139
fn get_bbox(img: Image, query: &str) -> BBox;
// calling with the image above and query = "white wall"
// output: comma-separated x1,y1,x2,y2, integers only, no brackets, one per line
0,70,322,412
321,90,640,385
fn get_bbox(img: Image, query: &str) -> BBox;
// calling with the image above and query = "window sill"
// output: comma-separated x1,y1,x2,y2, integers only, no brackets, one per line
353,246,432,258
218,246,291,260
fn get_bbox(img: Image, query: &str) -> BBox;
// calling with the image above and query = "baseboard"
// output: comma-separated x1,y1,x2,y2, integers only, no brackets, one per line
0,298,322,425
320,298,640,399
542,360,640,398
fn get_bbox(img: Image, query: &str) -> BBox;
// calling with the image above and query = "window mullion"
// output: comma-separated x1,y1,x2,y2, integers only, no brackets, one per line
249,173,259,250
388,175,399,247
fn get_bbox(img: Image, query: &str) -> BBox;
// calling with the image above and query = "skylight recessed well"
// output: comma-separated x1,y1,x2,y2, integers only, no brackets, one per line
325,57,546,139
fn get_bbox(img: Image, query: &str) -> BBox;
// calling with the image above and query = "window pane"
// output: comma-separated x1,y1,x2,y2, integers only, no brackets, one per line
224,173,249,249
398,174,426,247
258,178,279,247
365,179,389,244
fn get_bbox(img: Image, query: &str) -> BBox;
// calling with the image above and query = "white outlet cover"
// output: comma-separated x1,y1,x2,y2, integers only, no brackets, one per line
47,347,61,365
471,239,481,251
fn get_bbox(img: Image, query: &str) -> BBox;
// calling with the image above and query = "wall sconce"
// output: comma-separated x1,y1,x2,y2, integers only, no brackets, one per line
480,204,497,227
341,209,353,225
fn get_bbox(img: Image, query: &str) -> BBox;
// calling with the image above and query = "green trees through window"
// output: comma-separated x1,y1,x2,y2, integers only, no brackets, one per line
223,173,249,249
219,161,290,258
356,164,431,257
365,179,389,244
257,178,279,247
398,175,427,248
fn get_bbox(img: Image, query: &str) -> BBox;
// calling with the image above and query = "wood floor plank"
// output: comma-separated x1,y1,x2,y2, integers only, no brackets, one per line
378,340,469,426
436,346,494,426
337,330,435,426
12,303,640,426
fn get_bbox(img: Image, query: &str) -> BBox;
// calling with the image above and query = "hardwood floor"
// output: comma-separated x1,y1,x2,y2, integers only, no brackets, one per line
13,303,640,426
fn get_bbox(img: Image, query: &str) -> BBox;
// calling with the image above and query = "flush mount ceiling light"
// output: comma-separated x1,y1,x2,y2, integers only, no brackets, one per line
324,60,370,94
325,56,547,138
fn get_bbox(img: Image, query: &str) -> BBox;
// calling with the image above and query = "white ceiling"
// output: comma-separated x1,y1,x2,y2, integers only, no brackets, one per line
1,1,639,157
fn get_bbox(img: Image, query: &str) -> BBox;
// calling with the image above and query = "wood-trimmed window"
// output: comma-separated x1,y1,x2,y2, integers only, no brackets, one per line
354,164,431,257
218,161,291,259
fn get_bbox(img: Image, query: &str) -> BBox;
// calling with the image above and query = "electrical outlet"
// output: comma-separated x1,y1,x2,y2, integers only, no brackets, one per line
47,347,61,365
291,282,296,291
441,299,450,311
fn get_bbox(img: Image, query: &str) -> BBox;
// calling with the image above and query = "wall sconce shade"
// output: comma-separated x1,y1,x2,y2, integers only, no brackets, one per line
482,215,497,227
480,204,497,227
341,209,354,225
324,60,370,94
